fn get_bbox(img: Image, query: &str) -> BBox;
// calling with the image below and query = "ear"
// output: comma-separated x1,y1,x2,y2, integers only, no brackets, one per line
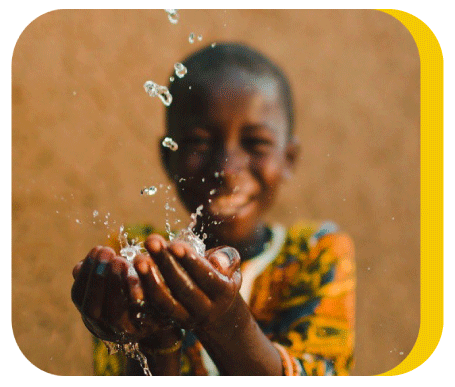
283,136,300,179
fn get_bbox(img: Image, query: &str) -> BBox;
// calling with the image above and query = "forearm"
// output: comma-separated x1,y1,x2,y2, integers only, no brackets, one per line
194,294,283,376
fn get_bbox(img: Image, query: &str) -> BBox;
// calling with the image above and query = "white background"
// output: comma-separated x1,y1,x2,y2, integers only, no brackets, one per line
2,1,452,385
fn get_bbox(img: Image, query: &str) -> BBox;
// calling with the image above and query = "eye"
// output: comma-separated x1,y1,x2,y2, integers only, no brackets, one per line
183,135,212,153
242,137,274,155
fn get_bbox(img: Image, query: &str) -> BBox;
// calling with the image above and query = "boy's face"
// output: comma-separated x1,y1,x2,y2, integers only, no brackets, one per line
164,70,297,247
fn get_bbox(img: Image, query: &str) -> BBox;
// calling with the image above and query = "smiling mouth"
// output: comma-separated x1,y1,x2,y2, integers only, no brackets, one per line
207,193,254,217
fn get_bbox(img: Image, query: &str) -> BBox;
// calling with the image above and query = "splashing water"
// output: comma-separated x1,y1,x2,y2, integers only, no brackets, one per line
172,204,206,256
174,62,187,78
103,340,152,376
162,137,178,151
101,206,205,376
141,186,157,196
164,9,179,24
118,227,146,262
104,228,151,375
143,80,173,106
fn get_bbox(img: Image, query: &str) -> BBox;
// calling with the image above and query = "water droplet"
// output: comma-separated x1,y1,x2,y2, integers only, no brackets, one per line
141,186,157,196
211,42,216,48
214,172,220,178
399,352,404,355
93,210,99,217
210,189,216,195
143,80,173,106
72,91,77,96
164,203,176,212
174,62,187,78
120,240,144,262
169,76,174,82
162,137,178,151
197,34,203,41
76,219,81,224
189,32,195,43
165,9,179,24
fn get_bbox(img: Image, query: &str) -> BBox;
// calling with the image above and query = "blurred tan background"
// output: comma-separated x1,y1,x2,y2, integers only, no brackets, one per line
11,9,420,376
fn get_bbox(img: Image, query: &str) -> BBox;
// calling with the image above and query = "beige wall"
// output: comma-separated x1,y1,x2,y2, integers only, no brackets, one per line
12,9,420,375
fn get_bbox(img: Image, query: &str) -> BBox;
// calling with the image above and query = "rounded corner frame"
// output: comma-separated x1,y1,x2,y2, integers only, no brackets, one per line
375,9,443,377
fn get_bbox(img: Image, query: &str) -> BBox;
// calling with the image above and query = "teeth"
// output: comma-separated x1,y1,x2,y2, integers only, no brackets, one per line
213,194,248,208
209,194,249,216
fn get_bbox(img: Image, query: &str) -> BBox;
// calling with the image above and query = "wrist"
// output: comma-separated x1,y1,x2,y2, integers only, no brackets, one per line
196,293,252,343
138,326,184,354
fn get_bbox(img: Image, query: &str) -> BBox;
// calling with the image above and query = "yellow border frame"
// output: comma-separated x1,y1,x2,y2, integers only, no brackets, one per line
377,10,443,375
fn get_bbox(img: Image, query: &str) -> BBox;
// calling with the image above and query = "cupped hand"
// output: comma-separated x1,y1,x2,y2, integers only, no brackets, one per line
71,246,172,344
134,234,242,331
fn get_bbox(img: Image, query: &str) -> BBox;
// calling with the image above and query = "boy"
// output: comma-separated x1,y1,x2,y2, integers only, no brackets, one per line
71,43,355,375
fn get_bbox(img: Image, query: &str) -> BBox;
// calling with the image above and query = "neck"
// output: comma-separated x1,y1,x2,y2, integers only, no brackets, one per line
200,223,272,261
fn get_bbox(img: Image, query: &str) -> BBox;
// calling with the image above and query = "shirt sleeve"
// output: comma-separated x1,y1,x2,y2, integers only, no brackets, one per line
255,229,355,375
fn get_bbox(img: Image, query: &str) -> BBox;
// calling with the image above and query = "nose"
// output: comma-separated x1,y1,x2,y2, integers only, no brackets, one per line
218,147,249,178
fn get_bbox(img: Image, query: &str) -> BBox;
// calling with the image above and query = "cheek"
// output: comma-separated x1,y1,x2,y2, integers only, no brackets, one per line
252,157,285,199
174,152,208,176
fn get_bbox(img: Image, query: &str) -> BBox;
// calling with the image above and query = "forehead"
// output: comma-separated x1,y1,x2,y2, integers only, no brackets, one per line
207,70,281,115
171,68,287,130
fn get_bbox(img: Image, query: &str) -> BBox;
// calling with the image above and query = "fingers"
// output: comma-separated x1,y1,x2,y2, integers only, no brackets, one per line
72,260,83,280
80,248,114,319
134,253,191,324
72,246,144,338
171,244,240,299
142,235,212,323
71,246,103,310
164,243,213,314
101,256,131,329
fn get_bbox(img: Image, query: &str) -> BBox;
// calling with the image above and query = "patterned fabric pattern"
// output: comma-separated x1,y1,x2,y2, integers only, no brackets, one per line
92,220,355,376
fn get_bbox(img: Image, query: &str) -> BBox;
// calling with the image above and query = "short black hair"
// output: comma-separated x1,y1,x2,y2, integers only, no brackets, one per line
165,42,294,137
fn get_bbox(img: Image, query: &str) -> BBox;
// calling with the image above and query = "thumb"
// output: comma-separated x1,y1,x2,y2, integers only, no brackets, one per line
206,246,240,277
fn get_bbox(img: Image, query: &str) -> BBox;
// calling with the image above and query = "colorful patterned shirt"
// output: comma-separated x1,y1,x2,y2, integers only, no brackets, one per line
93,220,355,375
